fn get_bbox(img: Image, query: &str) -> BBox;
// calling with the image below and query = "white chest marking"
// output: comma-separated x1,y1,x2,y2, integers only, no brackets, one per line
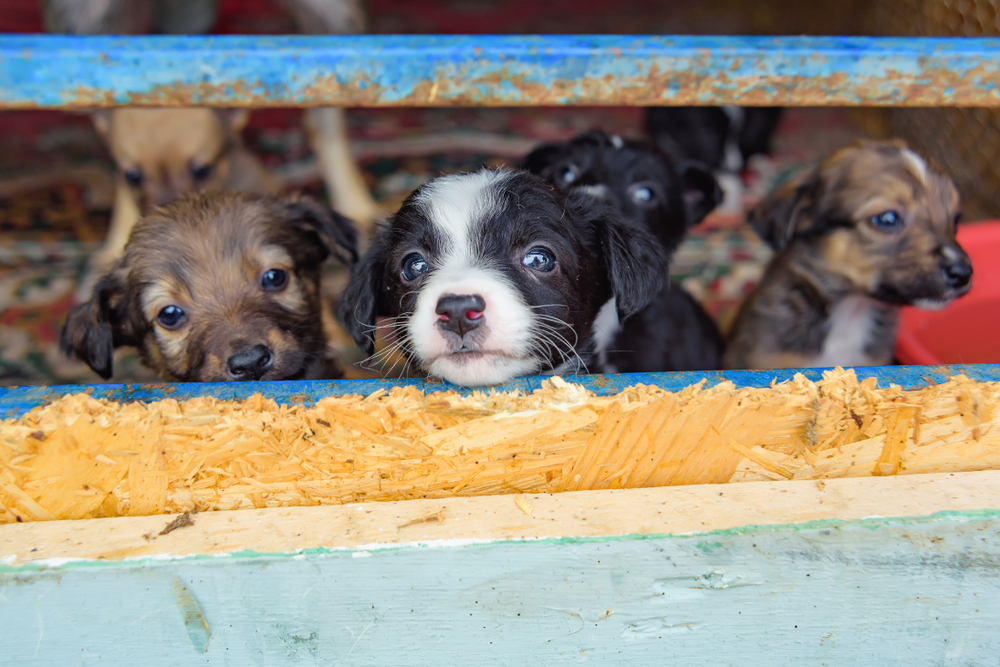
591,297,620,372
814,295,882,367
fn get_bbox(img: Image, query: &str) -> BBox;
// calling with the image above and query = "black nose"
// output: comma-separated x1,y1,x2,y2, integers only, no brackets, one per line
941,253,973,289
226,344,273,381
435,293,486,337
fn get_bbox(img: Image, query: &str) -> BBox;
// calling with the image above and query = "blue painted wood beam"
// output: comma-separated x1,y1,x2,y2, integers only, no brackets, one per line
0,35,999,109
3,481,1000,664
2,363,996,419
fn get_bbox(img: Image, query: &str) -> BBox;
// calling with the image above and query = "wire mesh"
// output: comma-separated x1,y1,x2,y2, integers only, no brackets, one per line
872,0,1000,219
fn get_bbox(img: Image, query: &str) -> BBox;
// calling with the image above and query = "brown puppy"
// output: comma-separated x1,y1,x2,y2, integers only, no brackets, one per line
79,108,281,301
62,191,357,382
725,139,972,370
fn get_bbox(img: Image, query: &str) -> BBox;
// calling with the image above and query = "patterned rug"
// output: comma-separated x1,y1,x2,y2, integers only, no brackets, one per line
0,1,872,386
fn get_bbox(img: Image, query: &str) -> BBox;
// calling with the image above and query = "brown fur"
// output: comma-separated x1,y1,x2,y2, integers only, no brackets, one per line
62,191,358,382
725,139,972,370
76,108,282,302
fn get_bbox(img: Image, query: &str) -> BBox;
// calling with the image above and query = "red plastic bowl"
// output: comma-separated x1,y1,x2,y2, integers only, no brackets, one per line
896,220,1000,365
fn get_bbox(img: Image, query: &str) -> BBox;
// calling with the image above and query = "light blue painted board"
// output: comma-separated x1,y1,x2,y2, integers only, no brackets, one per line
2,513,999,665
0,35,999,108
3,363,997,420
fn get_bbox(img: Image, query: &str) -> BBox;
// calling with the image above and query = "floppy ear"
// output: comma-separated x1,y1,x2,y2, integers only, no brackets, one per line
285,195,359,266
337,230,390,356
679,161,723,226
748,173,820,250
518,142,564,176
569,190,668,322
60,266,139,379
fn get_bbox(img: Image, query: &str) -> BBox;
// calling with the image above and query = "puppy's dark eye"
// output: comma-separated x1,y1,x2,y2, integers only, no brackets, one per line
124,168,143,186
191,164,212,182
629,183,656,204
522,247,556,272
156,305,186,329
871,210,903,230
261,268,288,291
401,253,429,281
559,165,579,185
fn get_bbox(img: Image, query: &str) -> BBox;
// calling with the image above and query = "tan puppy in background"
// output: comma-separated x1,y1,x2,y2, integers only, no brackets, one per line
79,107,280,300
42,0,383,299
724,139,973,370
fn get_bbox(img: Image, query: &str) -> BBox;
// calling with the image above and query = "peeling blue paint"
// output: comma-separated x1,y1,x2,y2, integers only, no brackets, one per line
0,35,998,108
1,363,996,420
171,576,211,653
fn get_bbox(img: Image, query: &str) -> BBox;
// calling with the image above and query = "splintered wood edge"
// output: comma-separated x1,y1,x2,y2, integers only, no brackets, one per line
3,471,999,565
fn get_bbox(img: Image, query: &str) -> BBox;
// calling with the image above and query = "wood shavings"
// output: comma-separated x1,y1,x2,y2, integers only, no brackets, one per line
514,495,534,515
2,369,1000,523
397,508,445,530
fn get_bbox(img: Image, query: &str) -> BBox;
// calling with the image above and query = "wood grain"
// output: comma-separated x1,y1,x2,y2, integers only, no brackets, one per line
3,470,999,564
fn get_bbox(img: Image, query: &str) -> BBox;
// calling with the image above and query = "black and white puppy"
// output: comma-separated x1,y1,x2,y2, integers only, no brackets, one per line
521,131,724,372
338,168,668,386
520,131,719,255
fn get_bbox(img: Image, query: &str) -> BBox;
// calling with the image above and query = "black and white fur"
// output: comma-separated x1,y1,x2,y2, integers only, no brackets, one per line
338,168,668,386
521,131,724,372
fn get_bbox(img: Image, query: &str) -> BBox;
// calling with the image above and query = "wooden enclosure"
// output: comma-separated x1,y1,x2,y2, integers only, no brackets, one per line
1,32,1000,665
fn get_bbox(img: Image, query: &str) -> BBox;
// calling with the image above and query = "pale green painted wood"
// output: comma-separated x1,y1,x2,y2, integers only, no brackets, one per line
2,512,999,665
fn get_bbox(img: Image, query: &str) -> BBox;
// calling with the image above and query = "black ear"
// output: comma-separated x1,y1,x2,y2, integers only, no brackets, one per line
60,266,137,379
748,173,818,250
518,142,565,176
569,190,668,322
679,160,723,226
738,107,783,161
337,229,390,356
285,196,359,266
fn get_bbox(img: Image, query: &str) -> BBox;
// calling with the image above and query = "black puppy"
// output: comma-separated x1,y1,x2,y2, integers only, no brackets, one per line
338,168,667,386
521,131,724,372
646,107,783,175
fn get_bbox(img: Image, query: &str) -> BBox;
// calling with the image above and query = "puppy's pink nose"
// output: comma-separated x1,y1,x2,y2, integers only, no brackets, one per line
436,293,486,337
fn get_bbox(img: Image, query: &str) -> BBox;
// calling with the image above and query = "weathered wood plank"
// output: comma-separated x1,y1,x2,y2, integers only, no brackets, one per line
2,471,999,563
2,473,999,664
1,35,1000,109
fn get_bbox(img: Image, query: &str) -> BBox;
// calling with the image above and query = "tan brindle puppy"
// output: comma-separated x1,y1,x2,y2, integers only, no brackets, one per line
725,139,973,370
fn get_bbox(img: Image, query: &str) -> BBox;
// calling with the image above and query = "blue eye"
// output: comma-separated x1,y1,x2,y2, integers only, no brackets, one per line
871,210,903,230
631,185,654,203
156,305,186,329
261,268,288,290
401,254,429,281
124,168,143,186
191,164,212,181
560,166,578,184
522,247,556,272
